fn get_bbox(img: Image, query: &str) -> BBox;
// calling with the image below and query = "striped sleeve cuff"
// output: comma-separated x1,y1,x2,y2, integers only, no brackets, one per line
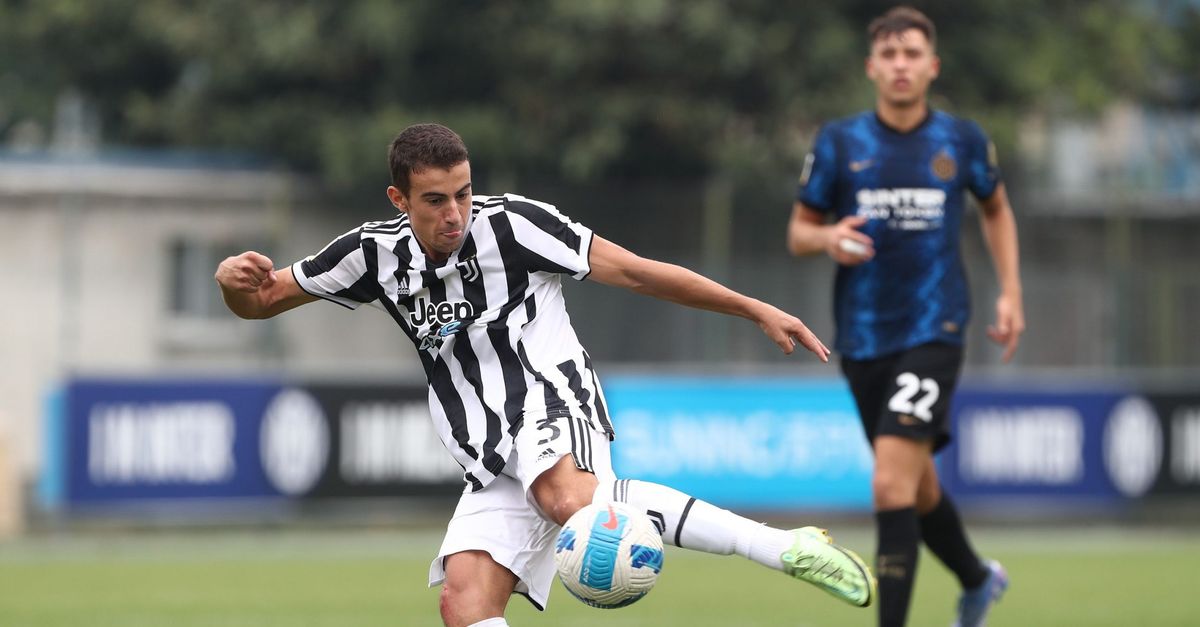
573,229,595,281
291,259,362,310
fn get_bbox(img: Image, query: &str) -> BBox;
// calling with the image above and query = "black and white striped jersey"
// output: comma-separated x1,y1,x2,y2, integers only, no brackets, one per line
291,194,615,492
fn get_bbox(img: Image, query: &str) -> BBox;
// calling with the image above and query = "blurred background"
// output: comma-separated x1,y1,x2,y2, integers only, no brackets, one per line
1,1,1198,625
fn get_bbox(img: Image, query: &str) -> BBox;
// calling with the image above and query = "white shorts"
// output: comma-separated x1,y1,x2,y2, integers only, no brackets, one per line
428,412,615,610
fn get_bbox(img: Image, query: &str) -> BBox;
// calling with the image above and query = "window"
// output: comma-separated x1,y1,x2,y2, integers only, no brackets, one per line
168,238,262,319
163,236,276,356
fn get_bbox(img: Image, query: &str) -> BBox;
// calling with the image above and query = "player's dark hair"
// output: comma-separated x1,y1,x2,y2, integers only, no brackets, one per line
388,123,470,195
868,6,936,49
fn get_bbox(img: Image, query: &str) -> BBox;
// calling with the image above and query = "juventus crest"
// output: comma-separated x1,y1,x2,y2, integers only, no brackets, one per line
456,255,481,282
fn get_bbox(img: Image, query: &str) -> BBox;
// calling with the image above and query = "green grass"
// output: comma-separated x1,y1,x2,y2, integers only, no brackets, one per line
1,525,1198,626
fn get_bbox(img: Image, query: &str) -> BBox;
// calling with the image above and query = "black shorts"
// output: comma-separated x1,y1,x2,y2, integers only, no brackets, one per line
840,342,964,452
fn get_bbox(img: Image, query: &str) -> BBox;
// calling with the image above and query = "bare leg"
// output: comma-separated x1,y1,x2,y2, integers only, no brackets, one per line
439,551,519,627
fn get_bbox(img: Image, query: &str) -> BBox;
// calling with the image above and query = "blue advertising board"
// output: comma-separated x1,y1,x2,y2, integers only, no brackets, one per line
603,376,873,510
938,386,1164,504
1149,393,1200,495
45,378,460,510
45,375,1189,516
61,378,284,503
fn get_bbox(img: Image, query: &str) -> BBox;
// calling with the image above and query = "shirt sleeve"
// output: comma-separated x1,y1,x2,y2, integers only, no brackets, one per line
501,195,595,280
796,125,838,213
291,226,381,309
964,120,1002,200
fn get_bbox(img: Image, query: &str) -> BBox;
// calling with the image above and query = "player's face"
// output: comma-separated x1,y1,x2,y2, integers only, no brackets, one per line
866,29,939,108
387,161,472,261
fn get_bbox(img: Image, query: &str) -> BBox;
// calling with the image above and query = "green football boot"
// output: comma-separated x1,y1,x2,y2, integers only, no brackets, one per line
781,526,876,608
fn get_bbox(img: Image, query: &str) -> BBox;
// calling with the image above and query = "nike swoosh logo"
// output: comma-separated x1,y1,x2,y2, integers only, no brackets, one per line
849,159,875,172
602,505,619,530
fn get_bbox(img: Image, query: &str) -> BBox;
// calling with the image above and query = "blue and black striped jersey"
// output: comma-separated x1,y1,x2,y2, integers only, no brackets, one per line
798,110,1001,360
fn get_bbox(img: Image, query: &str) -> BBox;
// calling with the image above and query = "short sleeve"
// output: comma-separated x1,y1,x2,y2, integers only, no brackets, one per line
963,120,1002,200
796,125,839,213
501,196,595,280
291,227,381,309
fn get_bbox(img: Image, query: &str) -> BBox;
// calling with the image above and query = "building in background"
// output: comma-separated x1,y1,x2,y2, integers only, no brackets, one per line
0,151,421,487
2,102,1198,522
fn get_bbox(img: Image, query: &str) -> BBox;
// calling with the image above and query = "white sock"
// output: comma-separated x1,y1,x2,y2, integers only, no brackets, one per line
467,618,509,627
594,478,794,571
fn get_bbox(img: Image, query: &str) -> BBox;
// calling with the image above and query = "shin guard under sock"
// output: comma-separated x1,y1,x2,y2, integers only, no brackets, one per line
876,507,920,627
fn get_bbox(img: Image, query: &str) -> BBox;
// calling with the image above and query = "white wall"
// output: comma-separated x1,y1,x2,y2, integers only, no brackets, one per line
0,158,421,484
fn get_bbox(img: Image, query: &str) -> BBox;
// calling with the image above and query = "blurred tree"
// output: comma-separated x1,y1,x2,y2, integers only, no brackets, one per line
0,0,1191,198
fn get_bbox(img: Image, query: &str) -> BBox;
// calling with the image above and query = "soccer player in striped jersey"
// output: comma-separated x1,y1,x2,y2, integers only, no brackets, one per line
787,7,1022,627
216,123,875,626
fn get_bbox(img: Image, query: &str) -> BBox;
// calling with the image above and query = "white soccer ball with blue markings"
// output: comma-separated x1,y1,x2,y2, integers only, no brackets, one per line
554,501,665,609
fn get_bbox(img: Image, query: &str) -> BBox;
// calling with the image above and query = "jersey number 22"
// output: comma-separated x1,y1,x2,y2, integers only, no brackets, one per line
887,372,940,422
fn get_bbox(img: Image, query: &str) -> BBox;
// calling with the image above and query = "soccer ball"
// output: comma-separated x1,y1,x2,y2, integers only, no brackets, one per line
553,501,665,609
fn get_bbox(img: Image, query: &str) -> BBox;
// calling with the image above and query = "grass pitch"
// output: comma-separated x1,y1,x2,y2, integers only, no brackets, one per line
1,524,1197,626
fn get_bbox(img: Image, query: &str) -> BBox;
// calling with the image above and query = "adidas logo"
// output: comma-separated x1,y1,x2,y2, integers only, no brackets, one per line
535,448,557,462
398,276,410,296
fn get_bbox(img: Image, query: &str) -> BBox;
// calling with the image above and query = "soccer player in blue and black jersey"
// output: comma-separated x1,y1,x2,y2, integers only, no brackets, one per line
787,7,1024,627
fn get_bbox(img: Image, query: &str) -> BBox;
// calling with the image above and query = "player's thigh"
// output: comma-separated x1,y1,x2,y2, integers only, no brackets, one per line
841,353,898,443
529,455,601,526
430,473,560,612
876,342,964,450
873,436,934,480
512,410,616,502
871,435,935,508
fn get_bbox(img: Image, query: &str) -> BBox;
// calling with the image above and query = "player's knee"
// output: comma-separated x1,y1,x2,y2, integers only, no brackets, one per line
915,478,942,513
439,578,501,627
872,470,918,509
531,475,592,525
539,489,591,526
440,557,489,626
531,459,598,525
438,580,467,626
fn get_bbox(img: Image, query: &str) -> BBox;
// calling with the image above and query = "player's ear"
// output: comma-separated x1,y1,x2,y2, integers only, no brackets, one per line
930,54,941,79
386,186,409,213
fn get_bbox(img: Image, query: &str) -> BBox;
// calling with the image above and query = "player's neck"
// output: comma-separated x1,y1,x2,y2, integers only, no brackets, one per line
416,236,452,264
875,98,930,133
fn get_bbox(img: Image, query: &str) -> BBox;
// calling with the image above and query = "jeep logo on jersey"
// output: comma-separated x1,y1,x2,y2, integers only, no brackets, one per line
408,296,475,327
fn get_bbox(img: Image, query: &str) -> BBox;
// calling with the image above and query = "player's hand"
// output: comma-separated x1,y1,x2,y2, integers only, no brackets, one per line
753,302,831,362
987,291,1025,363
215,251,278,293
824,215,874,266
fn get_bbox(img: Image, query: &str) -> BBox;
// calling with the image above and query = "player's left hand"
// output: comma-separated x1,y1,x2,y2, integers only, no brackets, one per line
987,292,1025,363
754,302,831,362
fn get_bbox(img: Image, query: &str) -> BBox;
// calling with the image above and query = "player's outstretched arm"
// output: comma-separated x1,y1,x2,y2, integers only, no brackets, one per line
587,236,830,361
214,251,318,319
787,202,874,265
977,183,1025,363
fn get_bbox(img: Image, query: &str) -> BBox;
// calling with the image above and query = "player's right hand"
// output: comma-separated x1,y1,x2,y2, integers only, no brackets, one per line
215,251,277,293
825,216,874,265
752,302,831,362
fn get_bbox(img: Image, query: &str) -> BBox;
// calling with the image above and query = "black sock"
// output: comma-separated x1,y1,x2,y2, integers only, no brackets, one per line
876,507,920,627
919,493,988,590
